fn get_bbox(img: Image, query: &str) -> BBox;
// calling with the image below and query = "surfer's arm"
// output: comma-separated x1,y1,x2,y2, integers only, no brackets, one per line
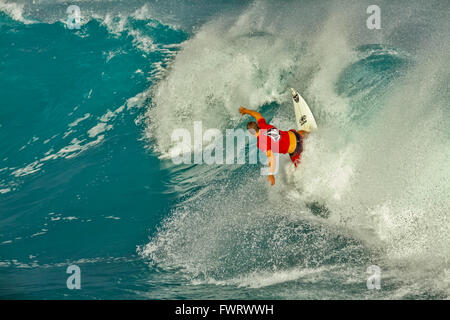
298,130,309,139
266,150,276,186
239,107,263,122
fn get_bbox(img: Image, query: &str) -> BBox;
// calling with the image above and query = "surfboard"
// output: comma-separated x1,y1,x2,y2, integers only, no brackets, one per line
290,88,318,132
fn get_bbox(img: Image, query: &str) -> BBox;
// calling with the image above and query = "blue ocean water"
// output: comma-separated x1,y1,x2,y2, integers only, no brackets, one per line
0,0,449,299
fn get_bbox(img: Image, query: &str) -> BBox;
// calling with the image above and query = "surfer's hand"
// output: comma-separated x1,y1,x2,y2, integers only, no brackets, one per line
267,175,275,186
239,107,247,115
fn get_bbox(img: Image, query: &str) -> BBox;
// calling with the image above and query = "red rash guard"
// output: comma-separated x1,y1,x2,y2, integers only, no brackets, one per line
256,118,290,154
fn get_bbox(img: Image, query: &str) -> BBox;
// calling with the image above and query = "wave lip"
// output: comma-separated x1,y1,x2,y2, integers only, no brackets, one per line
0,0,34,24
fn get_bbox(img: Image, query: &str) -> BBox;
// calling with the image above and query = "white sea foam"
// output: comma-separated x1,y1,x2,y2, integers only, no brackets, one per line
0,0,34,24
105,216,120,220
88,122,112,138
0,188,11,194
199,266,336,289
69,113,91,127
10,104,125,178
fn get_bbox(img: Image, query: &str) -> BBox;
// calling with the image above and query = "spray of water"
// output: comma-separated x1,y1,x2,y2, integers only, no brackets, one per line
138,0,449,297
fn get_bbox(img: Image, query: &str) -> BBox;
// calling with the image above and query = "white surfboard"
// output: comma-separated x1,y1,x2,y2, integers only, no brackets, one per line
290,88,317,132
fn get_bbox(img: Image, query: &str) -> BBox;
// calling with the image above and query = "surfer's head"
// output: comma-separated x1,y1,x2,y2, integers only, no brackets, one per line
246,121,259,136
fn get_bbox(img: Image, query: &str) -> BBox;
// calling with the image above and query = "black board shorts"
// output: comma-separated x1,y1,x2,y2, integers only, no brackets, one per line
289,130,303,156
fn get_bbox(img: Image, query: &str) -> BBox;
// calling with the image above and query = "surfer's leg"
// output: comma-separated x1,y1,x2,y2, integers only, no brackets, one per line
289,130,303,168
289,152,301,167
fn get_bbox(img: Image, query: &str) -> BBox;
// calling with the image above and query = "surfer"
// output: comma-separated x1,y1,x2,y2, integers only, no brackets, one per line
239,106,307,186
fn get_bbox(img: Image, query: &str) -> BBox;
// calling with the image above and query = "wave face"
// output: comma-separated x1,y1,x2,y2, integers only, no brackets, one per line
1,0,449,299
141,0,450,299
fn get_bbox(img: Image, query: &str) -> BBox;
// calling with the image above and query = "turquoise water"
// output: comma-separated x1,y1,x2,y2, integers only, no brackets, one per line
0,0,449,299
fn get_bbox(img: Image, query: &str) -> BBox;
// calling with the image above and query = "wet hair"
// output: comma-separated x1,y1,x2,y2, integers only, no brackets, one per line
246,121,259,135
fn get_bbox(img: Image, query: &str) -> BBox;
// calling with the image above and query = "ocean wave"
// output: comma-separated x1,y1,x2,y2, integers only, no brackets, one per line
141,0,450,298
0,0,34,24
